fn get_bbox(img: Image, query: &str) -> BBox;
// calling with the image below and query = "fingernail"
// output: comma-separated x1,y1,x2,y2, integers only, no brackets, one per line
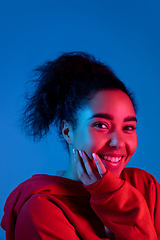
73,149,76,157
73,149,76,162
79,150,83,158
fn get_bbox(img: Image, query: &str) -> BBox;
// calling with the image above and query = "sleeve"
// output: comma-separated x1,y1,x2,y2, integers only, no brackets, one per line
15,194,80,240
84,170,160,240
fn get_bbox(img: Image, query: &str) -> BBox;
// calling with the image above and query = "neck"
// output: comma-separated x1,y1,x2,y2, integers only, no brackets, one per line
62,147,80,181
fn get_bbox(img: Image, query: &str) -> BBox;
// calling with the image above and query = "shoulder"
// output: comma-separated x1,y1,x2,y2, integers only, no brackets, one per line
121,167,154,178
121,167,157,182
121,167,159,193
15,194,66,239
17,193,64,222
15,193,76,240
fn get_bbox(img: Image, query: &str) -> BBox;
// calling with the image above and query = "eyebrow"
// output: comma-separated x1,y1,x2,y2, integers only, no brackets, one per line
123,116,137,122
88,113,137,122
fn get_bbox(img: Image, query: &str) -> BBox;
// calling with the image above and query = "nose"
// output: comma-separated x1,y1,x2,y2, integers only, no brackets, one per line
108,132,125,149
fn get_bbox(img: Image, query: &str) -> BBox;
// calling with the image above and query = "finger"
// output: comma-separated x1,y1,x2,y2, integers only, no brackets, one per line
73,149,91,184
92,153,107,177
73,149,85,173
79,151,98,181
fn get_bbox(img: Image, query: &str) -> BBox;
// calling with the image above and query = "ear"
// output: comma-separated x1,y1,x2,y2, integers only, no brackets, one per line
62,120,73,145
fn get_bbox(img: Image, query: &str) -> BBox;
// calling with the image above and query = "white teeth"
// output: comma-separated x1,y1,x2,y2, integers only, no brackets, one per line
102,156,122,162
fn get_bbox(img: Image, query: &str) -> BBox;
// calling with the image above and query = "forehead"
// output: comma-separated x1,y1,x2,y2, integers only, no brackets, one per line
77,89,136,122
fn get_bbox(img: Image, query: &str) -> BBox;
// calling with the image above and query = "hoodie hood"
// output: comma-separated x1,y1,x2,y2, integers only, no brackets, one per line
1,174,89,240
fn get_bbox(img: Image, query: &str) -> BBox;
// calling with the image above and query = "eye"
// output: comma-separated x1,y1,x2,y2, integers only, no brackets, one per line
93,122,109,130
123,125,136,131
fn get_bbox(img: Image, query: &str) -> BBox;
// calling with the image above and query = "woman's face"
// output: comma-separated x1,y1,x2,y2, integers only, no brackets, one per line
70,89,137,177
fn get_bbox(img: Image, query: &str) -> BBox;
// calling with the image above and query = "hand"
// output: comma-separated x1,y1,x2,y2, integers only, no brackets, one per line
73,149,107,185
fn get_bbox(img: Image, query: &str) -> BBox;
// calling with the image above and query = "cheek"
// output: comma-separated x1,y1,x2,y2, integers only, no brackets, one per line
72,129,93,151
84,138,98,158
128,134,137,156
84,131,107,154
73,130,103,158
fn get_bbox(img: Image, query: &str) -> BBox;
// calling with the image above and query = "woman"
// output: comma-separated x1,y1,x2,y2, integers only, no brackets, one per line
1,52,160,239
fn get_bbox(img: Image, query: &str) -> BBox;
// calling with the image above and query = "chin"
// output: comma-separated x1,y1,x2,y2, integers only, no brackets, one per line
101,157,129,178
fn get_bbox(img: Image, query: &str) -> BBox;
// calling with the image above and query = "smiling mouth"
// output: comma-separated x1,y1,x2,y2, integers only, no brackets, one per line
100,155,122,163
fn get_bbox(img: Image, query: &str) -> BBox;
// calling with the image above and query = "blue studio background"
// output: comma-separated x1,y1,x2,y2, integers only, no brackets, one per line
0,0,160,239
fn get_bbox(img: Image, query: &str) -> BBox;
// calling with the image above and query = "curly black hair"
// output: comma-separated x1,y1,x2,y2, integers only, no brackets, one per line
22,52,137,145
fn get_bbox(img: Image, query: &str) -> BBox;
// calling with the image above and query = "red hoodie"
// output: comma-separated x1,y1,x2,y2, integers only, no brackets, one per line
1,168,160,240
